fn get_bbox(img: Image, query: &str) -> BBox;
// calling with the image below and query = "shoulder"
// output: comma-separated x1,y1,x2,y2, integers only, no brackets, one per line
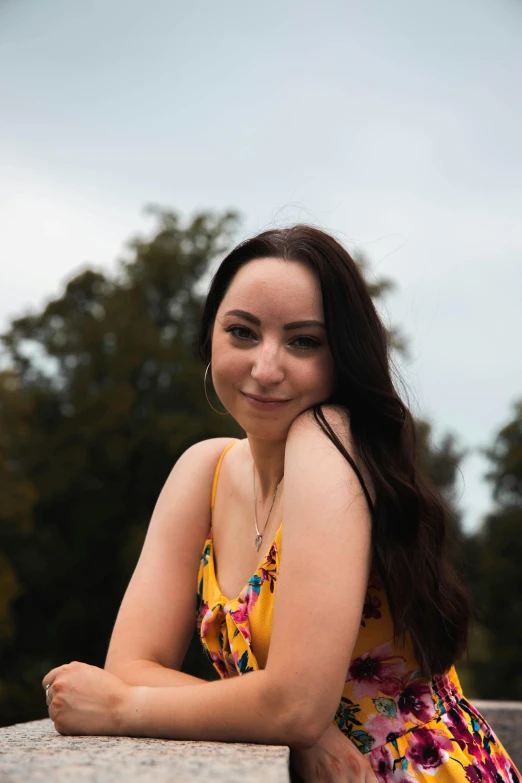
287,403,352,451
184,436,241,462
180,437,242,483
150,437,241,543
286,404,375,507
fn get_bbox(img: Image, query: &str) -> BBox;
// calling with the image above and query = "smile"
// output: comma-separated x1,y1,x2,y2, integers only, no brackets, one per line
241,392,291,410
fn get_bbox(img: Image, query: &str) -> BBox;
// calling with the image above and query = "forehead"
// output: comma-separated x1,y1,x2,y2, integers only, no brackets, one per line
220,257,323,317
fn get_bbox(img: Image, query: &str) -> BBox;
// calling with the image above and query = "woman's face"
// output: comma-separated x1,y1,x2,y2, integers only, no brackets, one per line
210,257,337,439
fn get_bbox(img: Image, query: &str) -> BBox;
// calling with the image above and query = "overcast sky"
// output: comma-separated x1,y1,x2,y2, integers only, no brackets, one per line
1,0,521,531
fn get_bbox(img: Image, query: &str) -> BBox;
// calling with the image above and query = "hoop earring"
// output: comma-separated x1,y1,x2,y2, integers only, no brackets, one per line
204,362,229,416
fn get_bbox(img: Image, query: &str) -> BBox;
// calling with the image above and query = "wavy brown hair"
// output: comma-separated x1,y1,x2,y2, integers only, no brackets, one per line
198,224,471,678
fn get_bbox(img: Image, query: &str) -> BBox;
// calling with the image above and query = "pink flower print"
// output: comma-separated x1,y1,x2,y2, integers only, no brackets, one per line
366,712,405,749
196,600,209,631
224,575,261,641
397,678,437,724
368,567,384,590
227,602,249,625
201,606,218,637
369,744,415,783
265,541,278,567
207,649,229,679
232,574,262,617
363,592,382,622
347,641,408,698
441,705,471,752
242,581,262,611
441,702,500,768
225,604,252,644
476,749,510,783
370,744,395,783
260,565,277,593
486,740,513,781
224,650,239,675
463,763,483,783
406,727,453,774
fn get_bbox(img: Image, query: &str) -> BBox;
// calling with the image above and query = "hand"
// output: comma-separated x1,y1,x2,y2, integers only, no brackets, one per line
42,660,133,736
290,721,379,783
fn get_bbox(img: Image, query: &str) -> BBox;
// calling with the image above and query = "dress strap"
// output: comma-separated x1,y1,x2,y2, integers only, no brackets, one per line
211,441,238,512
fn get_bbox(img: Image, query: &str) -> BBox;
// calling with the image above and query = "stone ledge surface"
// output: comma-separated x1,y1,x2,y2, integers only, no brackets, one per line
1,703,521,782
0,719,290,783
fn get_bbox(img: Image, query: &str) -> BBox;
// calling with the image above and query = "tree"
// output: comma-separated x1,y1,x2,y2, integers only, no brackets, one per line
0,208,241,724
464,399,522,698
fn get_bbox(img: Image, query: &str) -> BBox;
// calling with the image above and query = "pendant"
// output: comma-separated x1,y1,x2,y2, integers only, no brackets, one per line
255,534,262,552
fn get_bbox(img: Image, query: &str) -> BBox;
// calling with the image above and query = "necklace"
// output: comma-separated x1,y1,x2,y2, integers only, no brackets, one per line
253,463,284,552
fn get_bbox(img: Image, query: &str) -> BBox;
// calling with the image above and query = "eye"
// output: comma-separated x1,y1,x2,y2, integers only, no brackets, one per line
225,325,254,341
291,336,321,350
225,325,321,350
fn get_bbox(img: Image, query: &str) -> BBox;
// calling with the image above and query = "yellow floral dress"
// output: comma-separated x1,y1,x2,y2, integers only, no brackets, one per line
196,442,520,783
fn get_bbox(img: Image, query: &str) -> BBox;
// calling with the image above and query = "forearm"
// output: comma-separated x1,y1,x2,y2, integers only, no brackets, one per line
108,659,207,688
123,669,304,747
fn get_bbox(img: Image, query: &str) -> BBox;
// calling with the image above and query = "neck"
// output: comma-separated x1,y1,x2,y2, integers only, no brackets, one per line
243,434,285,502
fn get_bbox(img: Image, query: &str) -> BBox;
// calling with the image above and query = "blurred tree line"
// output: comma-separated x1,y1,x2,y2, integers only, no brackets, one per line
0,208,520,727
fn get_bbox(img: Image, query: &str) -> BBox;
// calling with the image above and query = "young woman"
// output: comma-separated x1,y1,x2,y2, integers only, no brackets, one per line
43,225,520,783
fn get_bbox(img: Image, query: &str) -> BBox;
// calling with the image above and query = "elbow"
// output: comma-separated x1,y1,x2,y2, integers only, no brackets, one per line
104,662,128,682
281,708,326,749
104,659,143,685
263,676,325,749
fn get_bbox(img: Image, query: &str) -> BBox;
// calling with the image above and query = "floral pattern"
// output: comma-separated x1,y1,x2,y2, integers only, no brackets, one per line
196,442,521,783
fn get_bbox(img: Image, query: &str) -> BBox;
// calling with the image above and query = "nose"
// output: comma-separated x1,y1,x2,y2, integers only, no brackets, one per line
250,343,285,387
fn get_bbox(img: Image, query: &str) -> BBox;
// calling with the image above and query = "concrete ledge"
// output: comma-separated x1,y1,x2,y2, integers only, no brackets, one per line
1,703,520,782
0,719,291,783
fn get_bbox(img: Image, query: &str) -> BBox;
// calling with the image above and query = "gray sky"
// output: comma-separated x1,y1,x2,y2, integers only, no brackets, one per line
1,0,521,531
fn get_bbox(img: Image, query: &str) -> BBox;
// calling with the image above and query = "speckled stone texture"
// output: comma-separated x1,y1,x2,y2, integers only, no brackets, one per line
1,704,521,782
0,719,291,783
474,701,522,772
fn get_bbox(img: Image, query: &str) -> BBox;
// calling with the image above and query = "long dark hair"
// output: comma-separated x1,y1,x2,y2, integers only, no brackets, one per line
198,224,471,678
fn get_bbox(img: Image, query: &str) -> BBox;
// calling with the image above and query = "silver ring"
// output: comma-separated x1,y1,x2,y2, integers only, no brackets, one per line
45,683,52,706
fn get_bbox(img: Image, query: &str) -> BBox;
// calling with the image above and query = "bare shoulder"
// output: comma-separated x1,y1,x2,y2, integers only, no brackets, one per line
147,436,242,550
285,404,375,506
287,403,352,443
286,404,354,464
180,436,241,480
156,437,242,518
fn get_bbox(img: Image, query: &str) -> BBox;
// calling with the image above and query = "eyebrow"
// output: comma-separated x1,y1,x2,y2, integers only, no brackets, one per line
223,309,325,331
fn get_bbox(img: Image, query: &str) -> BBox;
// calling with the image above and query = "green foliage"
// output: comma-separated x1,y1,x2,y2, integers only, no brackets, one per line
0,208,241,725
463,400,522,699
0,208,473,726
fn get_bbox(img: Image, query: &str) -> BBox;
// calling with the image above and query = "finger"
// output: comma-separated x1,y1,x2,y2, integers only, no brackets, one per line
45,681,55,707
48,698,58,723
42,664,66,689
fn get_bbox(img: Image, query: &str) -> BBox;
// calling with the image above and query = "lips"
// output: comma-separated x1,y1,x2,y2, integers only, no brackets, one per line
242,392,289,403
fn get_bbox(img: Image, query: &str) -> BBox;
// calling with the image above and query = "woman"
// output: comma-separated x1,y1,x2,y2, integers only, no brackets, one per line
43,225,520,783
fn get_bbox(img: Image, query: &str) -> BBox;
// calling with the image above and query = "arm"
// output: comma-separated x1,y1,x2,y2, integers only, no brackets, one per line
125,668,298,744
104,437,239,685
111,659,206,687
120,405,374,749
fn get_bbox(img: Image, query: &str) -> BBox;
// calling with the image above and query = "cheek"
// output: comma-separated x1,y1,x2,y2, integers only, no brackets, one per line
288,354,336,396
211,341,246,385
317,354,337,393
